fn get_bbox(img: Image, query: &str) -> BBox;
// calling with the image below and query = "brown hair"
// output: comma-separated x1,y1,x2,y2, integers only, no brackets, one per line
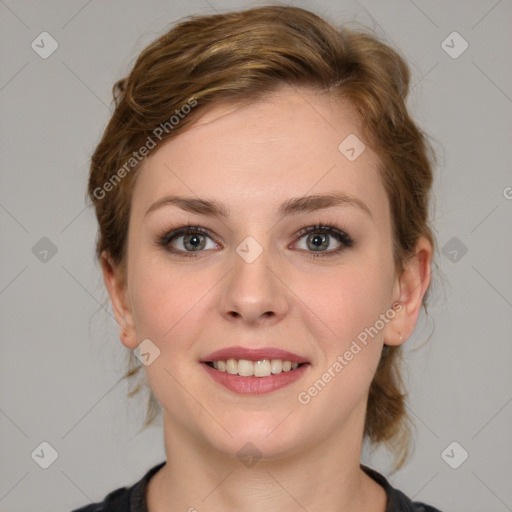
88,5,435,471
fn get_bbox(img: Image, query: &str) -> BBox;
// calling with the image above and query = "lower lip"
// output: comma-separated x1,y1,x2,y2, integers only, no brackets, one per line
201,362,310,395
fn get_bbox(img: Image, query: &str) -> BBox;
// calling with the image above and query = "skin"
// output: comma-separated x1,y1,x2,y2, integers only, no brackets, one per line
102,86,432,512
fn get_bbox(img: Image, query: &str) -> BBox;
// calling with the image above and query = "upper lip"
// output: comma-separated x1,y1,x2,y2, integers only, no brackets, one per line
201,346,309,363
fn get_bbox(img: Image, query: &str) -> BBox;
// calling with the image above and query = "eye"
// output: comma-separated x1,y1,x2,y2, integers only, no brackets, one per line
157,224,218,257
292,223,354,258
157,222,354,259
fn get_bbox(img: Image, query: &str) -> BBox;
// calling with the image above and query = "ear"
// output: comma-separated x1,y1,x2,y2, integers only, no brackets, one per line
384,237,433,346
100,251,139,350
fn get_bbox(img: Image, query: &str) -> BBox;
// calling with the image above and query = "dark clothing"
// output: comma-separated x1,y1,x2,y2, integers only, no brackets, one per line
71,461,444,512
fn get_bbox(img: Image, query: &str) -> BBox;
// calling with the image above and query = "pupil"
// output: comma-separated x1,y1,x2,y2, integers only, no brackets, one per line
311,234,326,248
186,234,204,250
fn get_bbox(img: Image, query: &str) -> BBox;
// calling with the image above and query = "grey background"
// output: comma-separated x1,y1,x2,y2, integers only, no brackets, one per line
0,0,511,511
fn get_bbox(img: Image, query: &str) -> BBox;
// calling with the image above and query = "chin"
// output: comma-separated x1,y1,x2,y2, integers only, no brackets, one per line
199,412,311,462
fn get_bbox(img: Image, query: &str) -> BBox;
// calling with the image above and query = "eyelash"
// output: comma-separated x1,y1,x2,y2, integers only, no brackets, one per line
156,221,354,259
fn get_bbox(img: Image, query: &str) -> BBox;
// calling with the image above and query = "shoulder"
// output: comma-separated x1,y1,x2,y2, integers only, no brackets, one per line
411,504,444,512
70,486,130,512
361,465,446,512
70,461,166,512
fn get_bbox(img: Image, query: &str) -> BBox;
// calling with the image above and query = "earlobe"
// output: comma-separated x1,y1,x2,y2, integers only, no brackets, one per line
100,251,139,349
384,237,433,347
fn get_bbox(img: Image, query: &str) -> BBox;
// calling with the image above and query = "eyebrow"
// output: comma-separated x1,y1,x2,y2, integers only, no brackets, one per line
144,192,372,220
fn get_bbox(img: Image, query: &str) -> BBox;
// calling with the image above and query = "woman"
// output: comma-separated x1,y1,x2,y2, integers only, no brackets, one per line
74,5,442,511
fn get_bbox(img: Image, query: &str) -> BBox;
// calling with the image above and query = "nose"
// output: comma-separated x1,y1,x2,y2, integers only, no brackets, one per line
218,241,290,326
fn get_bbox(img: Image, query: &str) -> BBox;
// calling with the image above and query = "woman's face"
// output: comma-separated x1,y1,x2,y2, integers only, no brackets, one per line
106,87,427,460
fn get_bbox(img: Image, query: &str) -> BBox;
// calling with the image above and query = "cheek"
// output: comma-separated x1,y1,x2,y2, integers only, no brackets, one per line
294,265,392,417
300,261,393,345
127,254,214,351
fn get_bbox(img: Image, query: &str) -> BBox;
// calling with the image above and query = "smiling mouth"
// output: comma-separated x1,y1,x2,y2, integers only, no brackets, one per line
204,359,308,378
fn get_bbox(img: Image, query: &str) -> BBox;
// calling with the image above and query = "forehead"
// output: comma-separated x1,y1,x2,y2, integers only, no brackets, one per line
132,87,388,220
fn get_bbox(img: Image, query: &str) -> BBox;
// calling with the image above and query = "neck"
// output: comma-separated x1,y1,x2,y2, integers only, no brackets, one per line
146,412,387,512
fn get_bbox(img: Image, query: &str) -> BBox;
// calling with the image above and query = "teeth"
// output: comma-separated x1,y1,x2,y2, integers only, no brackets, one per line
226,359,238,375
237,359,253,377
254,359,271,377
209,358,302,377
271,359,282,374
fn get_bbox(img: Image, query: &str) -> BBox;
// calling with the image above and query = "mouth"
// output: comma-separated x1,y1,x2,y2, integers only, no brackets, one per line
203,359,307,377
200,346,311,395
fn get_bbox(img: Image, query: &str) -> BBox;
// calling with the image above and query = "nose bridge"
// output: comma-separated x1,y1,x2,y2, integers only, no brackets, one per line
219,233,288,324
